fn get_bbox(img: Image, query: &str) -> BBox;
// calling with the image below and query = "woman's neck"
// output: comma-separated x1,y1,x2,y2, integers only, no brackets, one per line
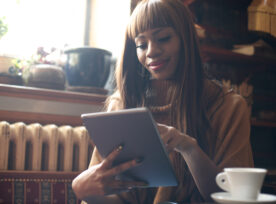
146,79,175,107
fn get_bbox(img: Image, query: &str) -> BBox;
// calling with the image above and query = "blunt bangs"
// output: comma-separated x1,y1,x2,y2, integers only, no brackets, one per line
128,0,176,40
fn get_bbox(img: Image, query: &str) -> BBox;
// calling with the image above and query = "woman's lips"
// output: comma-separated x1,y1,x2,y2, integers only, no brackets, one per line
148,60,167,71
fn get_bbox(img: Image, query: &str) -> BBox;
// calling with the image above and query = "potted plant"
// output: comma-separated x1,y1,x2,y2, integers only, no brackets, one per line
0,17,8,39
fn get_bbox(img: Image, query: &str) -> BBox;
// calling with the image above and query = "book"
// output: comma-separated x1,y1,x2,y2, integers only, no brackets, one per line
232,39,276,58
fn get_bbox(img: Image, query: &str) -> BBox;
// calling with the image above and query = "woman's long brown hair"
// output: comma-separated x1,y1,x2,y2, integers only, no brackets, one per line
106,0,211,154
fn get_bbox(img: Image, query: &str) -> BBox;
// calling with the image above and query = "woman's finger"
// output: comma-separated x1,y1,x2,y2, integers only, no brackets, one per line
98,173,148,195
166,136,181,152
104,158,142,177
104,179,148,195
160,128,182,152
104,185,133,195
159,128,173,146
105,186,132,195
156,123,167,134
101,144,124,169
111,180,148,189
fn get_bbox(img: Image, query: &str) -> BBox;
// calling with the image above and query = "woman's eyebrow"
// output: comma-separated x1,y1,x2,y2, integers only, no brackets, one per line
152,28,165,36
135,35,145,41
135,28,167,40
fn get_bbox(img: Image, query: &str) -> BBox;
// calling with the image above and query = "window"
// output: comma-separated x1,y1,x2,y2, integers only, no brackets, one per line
0,0,86,58
0,0,130,59
89,0,131,57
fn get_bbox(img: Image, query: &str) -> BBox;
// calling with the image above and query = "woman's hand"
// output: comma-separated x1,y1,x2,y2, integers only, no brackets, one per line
157,123,197,154
72,145,146,200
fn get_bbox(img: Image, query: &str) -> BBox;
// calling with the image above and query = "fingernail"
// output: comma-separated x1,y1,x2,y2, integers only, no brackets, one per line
135,157,144,164
116,144,124,151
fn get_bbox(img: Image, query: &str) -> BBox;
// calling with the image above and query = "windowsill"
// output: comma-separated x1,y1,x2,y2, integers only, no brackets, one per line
0,83,107,126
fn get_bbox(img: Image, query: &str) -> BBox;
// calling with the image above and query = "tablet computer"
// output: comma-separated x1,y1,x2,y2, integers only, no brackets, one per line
81,107,178,187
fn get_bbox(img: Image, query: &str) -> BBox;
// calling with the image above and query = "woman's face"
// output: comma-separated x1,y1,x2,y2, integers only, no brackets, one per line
135,27,181,80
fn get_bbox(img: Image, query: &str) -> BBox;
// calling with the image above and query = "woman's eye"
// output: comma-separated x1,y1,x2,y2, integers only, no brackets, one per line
136,44,147,50
158,36,171,42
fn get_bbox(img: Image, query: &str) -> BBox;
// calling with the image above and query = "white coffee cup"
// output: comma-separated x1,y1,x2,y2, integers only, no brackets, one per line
216,168,267,201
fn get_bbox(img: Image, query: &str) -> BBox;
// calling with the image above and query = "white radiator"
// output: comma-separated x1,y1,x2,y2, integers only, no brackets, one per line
0,121,94,172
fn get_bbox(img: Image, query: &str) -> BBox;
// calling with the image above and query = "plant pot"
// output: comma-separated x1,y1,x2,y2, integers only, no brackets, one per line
25,64,66,90
64,47,112,88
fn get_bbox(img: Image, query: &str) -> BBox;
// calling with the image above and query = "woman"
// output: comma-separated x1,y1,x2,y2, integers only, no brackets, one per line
72,0,254,203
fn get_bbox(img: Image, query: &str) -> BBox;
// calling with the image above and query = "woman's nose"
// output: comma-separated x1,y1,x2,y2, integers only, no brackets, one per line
146,41,162,58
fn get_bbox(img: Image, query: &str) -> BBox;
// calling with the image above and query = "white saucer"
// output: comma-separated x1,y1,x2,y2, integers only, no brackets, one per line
211,192,276,204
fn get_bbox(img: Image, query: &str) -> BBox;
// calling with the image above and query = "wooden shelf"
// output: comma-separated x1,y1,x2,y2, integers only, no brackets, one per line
201,45,276,67
254,94,276,103
251,118,276,128
268,169,276,177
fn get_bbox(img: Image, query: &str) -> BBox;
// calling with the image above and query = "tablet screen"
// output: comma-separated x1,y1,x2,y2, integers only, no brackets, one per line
81,107,178,187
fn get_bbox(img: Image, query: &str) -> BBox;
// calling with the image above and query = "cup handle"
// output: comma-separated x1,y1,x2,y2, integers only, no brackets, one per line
216,172,230,192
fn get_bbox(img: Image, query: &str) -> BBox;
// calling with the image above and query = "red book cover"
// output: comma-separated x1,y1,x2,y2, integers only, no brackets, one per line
0,171,81,203
26,181,40,203
0,181,13,203
52,182,66,204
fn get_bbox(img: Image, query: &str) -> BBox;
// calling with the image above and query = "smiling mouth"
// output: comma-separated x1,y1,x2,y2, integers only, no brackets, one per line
148,60,168,71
